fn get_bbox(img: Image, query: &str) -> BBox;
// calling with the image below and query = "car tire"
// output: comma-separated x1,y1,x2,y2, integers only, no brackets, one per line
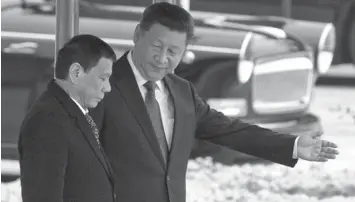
193,60,238,98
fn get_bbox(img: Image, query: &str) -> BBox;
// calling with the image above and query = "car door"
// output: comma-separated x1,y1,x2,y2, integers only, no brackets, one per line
1,4,55,162
1,41,53,161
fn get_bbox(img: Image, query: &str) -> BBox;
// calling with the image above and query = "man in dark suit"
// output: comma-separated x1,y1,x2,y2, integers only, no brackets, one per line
91,2,339,202
18,34,117,202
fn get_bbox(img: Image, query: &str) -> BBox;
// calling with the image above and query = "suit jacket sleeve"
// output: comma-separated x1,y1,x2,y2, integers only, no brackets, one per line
19,113,69,202
190,83,297,167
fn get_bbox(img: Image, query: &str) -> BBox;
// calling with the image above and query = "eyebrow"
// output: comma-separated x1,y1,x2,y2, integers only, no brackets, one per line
157,39,180,50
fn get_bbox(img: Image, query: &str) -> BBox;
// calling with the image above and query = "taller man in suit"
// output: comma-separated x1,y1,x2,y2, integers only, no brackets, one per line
91,2,339,202
18,35,117,202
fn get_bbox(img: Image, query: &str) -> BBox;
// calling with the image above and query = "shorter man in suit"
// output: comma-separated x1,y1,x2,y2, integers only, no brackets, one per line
18,34,117,202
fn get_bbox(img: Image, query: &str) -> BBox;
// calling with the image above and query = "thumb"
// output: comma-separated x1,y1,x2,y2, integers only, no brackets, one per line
309,130,323,138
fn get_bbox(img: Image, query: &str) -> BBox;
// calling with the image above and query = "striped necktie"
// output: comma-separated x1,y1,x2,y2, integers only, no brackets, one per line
144,81,169,163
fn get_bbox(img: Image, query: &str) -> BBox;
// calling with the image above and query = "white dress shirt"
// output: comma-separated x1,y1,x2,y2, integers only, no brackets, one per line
127,51,175,149
70,97,88,115
127,51,298,158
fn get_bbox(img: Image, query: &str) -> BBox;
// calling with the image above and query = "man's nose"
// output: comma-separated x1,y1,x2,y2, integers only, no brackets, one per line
154,50,168,65
103,81,111,93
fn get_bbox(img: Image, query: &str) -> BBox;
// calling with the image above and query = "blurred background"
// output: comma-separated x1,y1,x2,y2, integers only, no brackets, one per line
1,0,355,201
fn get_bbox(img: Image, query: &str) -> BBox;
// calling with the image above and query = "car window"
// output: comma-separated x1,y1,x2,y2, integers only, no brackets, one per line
88,0,150,7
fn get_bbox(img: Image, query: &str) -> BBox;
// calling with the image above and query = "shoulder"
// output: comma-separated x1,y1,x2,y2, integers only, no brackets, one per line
19,101,72,147
112,53,130,73
23,94,70,130
166,73,193,89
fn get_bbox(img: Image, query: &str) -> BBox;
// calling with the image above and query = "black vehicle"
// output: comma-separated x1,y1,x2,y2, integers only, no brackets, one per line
117,0,355,65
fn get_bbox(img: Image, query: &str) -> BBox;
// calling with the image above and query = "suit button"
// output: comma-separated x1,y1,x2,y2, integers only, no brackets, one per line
113,193,116,200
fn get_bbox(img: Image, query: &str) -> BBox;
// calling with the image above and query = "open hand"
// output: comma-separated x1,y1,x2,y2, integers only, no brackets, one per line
297,131,339,162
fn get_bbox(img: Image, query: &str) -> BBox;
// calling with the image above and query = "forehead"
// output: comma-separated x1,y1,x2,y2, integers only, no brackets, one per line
89,57,113,75
144,23,187,47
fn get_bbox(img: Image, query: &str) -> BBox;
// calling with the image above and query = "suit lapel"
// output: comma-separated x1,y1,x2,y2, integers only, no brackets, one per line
112,54,166,168
75,116,114,183
48,81,114,183
163,76,184,164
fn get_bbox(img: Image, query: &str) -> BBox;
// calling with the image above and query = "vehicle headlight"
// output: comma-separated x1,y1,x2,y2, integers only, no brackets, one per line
317,23,336,74
238,32,255,83
317,51,334,74
207,98,247,117
238,60,254,83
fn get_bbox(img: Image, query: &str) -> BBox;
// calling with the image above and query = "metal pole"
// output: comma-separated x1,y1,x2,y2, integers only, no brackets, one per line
153,0,190,11
153,0,176,4
281,0,292,18
55,0,79,77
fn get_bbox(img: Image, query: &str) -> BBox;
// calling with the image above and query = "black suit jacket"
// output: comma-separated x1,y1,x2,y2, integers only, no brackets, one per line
18,81,116,202
91,52,297,202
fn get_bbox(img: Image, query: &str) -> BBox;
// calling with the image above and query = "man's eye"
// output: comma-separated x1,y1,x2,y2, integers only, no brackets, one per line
169,49,176,55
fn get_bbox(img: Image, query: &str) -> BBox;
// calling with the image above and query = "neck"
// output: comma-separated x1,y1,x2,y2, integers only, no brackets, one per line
55,79,86,110
130,50,140,70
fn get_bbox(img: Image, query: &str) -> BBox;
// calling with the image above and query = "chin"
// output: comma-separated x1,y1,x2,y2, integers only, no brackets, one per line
148,74,165,81
88,102,99,109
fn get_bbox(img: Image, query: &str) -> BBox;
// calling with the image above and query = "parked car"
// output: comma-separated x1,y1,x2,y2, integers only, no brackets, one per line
1,0,334,178
117,0,355,65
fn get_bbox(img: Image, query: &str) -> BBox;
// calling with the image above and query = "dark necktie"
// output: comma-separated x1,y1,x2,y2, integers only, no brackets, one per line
84,113,114,180
144,81,169,163
85,113,101,147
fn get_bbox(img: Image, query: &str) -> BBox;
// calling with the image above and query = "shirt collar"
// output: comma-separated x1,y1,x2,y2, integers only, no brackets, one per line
127,51,164,91
70,97,89,114
54,79,89,114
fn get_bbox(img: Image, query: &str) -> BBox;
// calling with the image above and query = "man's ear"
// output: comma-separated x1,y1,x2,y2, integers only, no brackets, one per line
133,24,143,44
188,35,199,45
68,63,83,84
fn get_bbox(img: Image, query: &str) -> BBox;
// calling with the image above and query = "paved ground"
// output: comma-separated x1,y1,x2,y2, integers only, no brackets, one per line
305,85,355,172
311,63,355,171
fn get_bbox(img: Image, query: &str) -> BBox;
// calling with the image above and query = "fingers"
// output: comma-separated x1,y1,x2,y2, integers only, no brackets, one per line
320,147,339,159
319,152,337,159
310,146,339,162
322,140,338,148
312,156,328,162
311,153,335,162
321,147,339,155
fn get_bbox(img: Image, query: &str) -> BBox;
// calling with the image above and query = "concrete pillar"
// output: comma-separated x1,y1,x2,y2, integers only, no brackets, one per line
55,0,79,76
281,0,292,18
153,0,190,11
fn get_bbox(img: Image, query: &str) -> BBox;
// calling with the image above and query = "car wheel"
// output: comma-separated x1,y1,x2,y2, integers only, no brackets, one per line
193,60,239,98
349,15,355,65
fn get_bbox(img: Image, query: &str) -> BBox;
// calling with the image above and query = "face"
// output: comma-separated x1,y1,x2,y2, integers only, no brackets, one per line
73,57,113,109
132,23,187,81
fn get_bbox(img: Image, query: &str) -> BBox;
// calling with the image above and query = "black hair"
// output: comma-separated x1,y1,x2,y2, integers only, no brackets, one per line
139,2,195,43
55,34,116,79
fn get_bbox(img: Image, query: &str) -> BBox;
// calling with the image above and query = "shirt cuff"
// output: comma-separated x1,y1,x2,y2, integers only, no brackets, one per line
292,136,300,159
